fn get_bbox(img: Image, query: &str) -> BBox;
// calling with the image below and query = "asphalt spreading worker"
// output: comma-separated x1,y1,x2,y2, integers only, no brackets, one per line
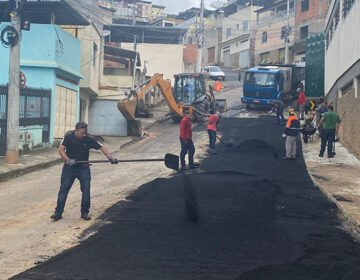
207,109,220,150
268,99,285,124
51,121,117,221
282,108,300,160
179,108,200,170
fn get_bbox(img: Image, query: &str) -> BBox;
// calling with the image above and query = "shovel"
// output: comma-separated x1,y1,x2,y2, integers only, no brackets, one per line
76,153,179,171
198,118,233,148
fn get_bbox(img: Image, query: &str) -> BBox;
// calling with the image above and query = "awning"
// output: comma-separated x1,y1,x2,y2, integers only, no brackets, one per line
104,45,141,67
0,0,89,25
104,24,187,44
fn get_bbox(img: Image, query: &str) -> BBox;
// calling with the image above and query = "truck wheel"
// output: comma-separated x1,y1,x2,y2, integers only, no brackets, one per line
246,104,251,109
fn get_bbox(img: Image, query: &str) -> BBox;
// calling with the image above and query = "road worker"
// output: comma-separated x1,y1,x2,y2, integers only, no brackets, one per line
51,122,117,221
207,110,220,150
282,108,300,160
318,105,341,158
179,108,199,170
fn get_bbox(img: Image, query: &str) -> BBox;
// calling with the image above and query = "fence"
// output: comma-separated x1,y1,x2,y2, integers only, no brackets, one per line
0,85,51,156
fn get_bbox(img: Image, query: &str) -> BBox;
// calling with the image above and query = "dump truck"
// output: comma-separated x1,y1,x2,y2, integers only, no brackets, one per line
241,64,304,108
118,73,226,136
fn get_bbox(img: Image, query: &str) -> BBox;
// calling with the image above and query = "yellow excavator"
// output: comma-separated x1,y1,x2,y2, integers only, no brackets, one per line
117,73,226,136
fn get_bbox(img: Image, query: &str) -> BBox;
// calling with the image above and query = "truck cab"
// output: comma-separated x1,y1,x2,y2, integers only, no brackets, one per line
241,66,294,107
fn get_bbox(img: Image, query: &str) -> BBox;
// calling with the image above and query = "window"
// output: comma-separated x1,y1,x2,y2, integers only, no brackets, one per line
164,22,174,27
262,31,267,43
301,0,309,11
188,37,193,45
226,27,231,38
281,26,287,39
300,25,308,39
93,42,98,67
260,52,270,63
236,42,239,47
237,24,239,29
243,21,248,31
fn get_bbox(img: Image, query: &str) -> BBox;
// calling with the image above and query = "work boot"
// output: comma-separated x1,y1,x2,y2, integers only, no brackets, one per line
328,154,334,158
318,153,324,157
180,165,189,171
50,212,62,221
81,213,91,221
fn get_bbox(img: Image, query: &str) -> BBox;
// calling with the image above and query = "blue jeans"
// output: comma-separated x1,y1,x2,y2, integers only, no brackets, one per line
207,129,216,149
180,138,195,167
320,129,335,156
55,164,91,215
276,105,285,123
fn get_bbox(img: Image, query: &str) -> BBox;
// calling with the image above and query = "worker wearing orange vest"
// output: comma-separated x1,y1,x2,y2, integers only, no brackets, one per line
207,110,220,150
282,108,300,160
214,79,221,91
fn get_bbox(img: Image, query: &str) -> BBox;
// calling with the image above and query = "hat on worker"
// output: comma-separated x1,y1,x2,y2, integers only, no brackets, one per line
288,108,295,115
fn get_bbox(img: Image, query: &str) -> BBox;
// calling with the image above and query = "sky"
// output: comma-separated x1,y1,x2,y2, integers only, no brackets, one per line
151,0,216,14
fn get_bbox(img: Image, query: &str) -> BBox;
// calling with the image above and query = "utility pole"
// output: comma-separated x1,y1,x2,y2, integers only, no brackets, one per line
196,0,204,73
6,0,22,164
132,35,137,89
132,0,137,25
284,0,290,64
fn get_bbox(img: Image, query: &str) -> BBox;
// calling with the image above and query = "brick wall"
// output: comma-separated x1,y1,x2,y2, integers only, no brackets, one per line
296,0,327,23
336,83,360,157
183,44,198,64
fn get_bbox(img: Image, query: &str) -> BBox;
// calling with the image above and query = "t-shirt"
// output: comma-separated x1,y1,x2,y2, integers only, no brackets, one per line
321,112,341,130
61,131,102,162
207,114,219,131
180,116,192,140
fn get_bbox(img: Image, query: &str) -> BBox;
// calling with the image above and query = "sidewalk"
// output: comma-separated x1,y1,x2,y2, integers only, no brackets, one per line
0,104,170,183
302,136,360,237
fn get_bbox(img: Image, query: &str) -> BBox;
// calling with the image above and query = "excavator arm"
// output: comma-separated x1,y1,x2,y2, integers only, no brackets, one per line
117,74,189,121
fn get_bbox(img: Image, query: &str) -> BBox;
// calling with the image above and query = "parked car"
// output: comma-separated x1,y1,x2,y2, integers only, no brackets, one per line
203,66,226,81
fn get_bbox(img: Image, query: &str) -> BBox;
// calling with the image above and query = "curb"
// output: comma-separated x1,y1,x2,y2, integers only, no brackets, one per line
0,158,63,184
302,142,360,240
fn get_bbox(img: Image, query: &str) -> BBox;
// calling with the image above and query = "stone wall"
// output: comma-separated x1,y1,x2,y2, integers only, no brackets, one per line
336,79,360,157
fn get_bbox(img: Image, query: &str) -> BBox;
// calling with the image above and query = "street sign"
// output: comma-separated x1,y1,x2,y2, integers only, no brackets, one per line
20,71,26,87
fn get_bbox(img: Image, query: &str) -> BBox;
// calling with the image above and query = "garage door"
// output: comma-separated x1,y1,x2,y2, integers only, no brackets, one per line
223,50,230,67
54,85,77,139
239,50,249,68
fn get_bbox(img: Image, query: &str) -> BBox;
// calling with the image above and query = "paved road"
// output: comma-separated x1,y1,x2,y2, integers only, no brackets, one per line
10,88,360,279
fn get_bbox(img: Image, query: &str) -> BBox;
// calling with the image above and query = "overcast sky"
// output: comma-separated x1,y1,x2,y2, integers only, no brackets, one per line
151,0,216,14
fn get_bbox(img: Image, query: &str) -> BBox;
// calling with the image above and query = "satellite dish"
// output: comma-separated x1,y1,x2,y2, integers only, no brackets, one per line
103,30,111,37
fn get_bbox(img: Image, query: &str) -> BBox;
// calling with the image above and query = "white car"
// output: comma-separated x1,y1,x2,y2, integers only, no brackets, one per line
203,66,226,81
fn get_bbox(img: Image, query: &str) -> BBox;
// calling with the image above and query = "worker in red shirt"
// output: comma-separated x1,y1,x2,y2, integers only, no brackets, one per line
179,107,199,170
207,109,220,150
296,88,306,120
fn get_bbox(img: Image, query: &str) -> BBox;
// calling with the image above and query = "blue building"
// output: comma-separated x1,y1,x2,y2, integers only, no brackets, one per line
0,23,83,153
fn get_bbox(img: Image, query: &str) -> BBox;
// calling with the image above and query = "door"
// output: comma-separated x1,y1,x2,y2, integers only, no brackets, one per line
223,50,230,67
239,50,249,68
54,85,77,139
208,47,215,64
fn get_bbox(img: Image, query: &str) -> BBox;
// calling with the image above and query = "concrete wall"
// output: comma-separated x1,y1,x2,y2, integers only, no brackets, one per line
122,43,184,83
88,99,127,136
325,0,360,93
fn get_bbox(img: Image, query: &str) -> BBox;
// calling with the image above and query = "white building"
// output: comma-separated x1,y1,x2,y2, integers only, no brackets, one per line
325,0,360,156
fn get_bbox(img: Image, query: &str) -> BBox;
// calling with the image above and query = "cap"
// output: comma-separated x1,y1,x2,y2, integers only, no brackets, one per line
288,108,295,114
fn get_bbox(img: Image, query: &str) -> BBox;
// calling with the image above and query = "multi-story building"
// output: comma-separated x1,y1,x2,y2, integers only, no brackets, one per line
293,0,327,65
151,4,166,20
325,0,360,156
136,0,153,21
254,0,295,65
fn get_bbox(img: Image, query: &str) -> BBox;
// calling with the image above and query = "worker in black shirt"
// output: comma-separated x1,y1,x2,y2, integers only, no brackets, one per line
51,122,117,221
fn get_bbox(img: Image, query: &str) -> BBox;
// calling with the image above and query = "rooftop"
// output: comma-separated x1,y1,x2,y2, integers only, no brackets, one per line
0,0,89,25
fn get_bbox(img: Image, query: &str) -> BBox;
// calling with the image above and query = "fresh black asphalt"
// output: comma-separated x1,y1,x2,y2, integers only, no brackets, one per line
12,117,360,280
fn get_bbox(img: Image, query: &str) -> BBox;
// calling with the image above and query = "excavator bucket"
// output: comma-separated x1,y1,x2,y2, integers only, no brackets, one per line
117,99,137,120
